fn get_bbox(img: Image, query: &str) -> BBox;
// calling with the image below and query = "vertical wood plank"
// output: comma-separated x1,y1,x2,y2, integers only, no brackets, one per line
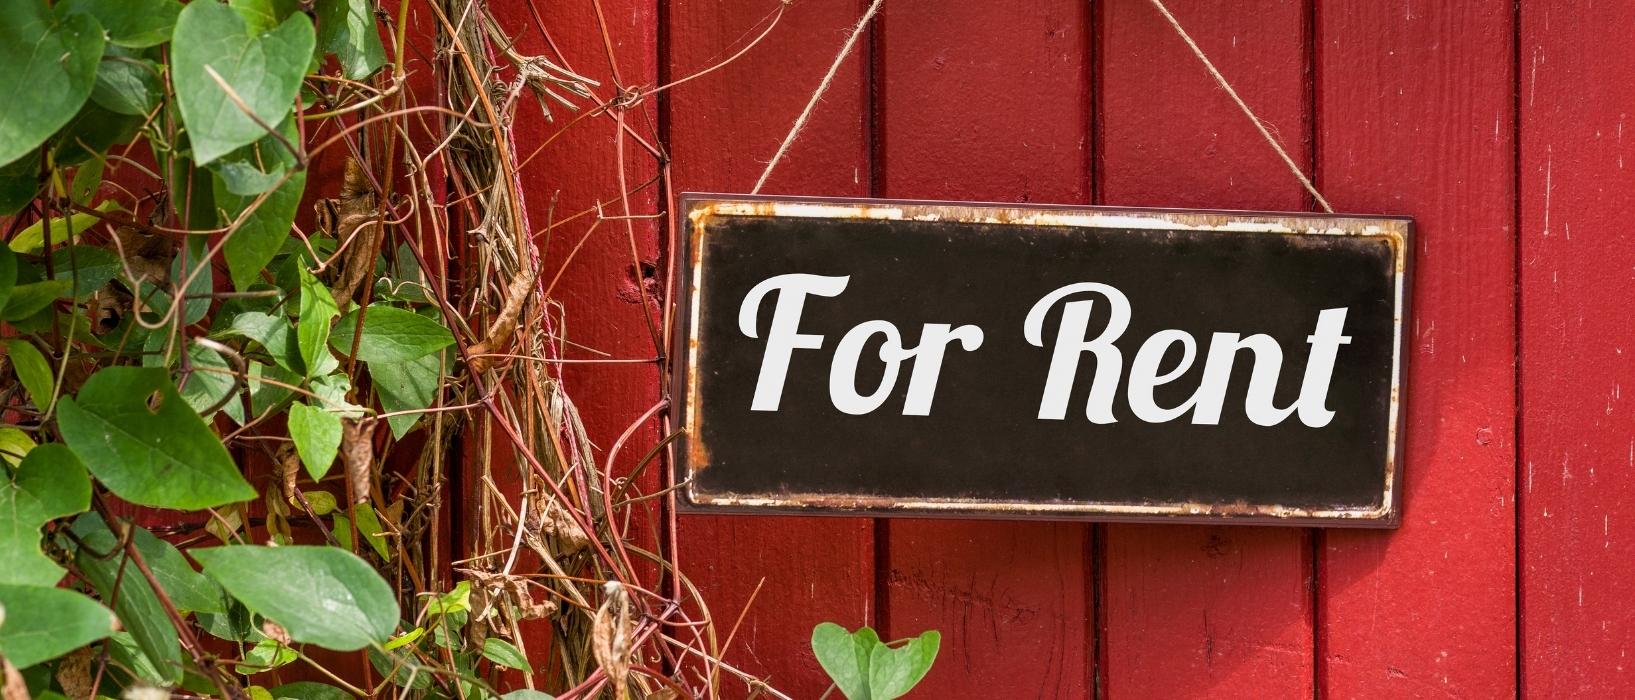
664,0,876,695
489,0,664,673
876,1,1093,696
1519,2,1635,696
1317,1,1517,696
1096,1,1316,697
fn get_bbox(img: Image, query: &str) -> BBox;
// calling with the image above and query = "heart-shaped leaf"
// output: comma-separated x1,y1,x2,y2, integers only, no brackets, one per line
171,1,313,165
0,0,104,167
217,161,306,291
288,401,342,480
56,366,256,509
1,280,69,322
1,339,53,411
70,514,184,682
297,266,339,377
211,115,301,196
369,350,442,438
316,0,386,80
812,622,877,700
329,304,455,364
868,630,940,700
91,48,163,117
59,0,183,48
192,545,400,651
0,444,90,587
0,584,116,669
481,638,531,672
44,245,121,298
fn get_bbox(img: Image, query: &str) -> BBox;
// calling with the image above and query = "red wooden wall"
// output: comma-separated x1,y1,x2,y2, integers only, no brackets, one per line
498,0,1635,695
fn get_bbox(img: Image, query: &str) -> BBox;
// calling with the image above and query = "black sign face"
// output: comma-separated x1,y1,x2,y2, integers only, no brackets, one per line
671,195,1410,527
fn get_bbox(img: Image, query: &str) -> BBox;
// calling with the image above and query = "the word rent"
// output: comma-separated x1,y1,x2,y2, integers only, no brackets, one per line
737,274,1352,428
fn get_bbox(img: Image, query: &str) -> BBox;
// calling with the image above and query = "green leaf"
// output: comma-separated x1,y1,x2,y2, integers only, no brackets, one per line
0,444,90,587
219,166,305,291
179,342,242,422
316,0,386,80
310,372,362,417
301,489,337,515
0,246,16,330
381,626,422,651
91,50,163,117
366,648,431,690
70,514,183,683
0,280,67,322
157,145,215,229
350,503,390,561
8,200,117,253
0,428,32,466
230,311,301,372
288,402,342,481
197,600,257,643
192,545,399,651
236,639,298,675
270,682,354,700
230,0,300,34
128,522,227,615
369,350,442,438
481,638,531,672
500,692,556,700
0,154,35,216
210,115,300,196
50,100,142,165
139,231,213,326
329,305,454,364
0,0,104,167
298,266,339,376
0,585,115,669
2,339,53,411
70,158,103,205
868,630,940,700
422,582,469,621
172,1,314,165
104,630,165,684
59,0,183,48
44,245,120,298
812,622,877,700
56,366,256,509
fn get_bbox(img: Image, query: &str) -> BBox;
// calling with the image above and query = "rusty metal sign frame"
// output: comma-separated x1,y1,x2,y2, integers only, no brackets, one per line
669,193,1412,527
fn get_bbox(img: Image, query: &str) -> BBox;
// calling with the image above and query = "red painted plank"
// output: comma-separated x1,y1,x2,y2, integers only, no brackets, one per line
488,0,664,677
664,0,876,695
1520,2,1635,696
1317,1,1516,696
1096,1,1315,696
876,1,1093,696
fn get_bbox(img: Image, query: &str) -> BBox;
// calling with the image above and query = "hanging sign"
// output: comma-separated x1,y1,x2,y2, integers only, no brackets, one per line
670,195,1410,527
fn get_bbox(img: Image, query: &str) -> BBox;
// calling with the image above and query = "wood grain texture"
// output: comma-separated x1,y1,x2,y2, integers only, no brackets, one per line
875,0,1093,696
1096,1,1315,696
1317,1,1517,697
1519,1,1635,696
664,0,876,695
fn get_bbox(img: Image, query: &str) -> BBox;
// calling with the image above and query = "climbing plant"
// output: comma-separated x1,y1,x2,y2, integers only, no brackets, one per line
0,0,692,697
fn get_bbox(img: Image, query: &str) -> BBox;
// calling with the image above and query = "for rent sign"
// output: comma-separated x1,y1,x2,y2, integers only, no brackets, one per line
671,196,1411,526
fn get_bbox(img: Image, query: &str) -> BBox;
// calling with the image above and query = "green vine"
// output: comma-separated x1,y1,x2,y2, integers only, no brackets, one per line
0,0,601,697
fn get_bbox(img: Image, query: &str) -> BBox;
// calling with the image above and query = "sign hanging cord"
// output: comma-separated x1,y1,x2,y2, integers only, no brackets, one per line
752,0,885,194
753,0,1333,213
1146,0,1335,213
